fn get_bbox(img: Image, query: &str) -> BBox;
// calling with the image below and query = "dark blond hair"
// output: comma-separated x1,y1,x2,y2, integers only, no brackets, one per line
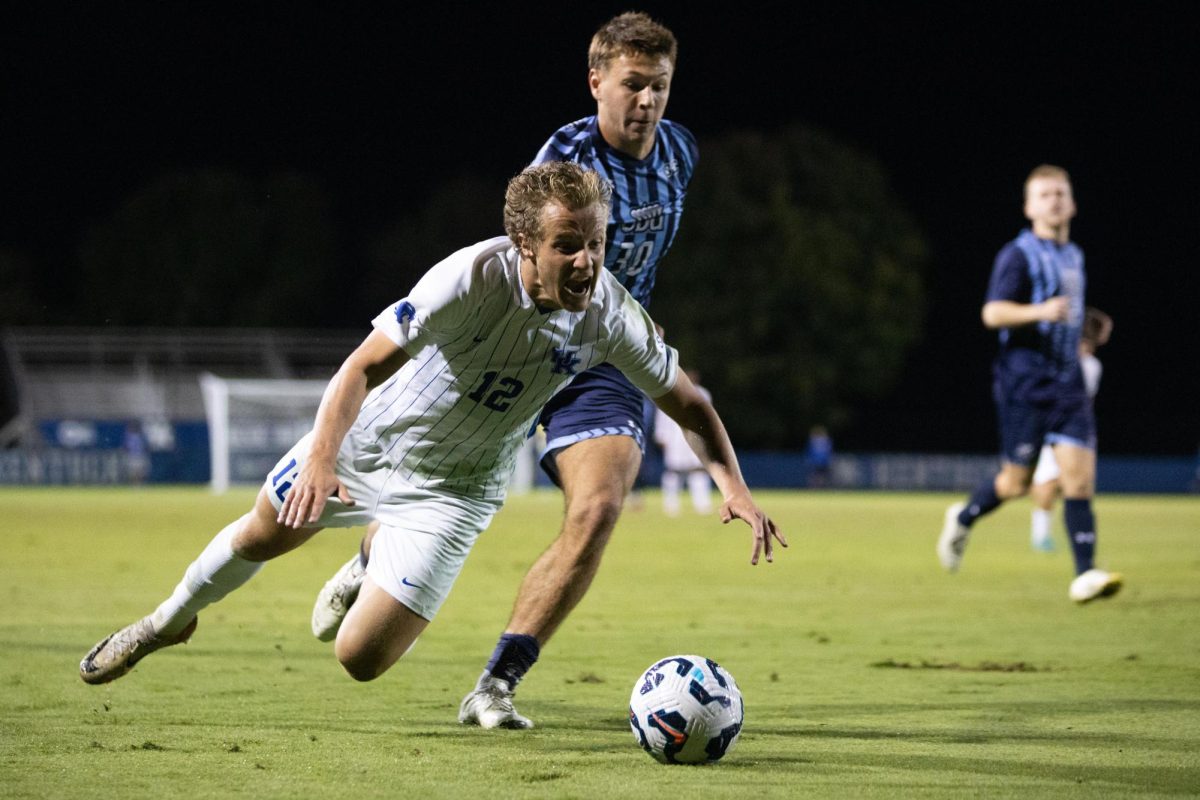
504,162,612,247
1024,164,1072,198
587,11,677,72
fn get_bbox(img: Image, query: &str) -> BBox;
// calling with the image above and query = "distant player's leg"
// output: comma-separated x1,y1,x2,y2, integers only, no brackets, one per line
939,394,1041,571
1056,442,1122,602
661,468,682,516
687,468,713,514
81,489,317,684
312,523,379,641
460,434,641,730
938,463,1032,572
1029,444,1060,552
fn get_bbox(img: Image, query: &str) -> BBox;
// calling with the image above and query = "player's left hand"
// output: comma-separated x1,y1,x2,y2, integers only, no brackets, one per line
278,459,355,529
720,492,787,565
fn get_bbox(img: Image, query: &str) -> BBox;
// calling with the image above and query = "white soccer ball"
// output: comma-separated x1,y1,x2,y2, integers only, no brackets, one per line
628,654,744,764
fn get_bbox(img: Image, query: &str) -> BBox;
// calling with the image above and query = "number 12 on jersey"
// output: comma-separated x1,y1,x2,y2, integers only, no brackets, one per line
467,371,525,412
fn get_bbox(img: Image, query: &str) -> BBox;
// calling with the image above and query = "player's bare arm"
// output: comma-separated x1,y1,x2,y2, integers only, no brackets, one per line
652,370,787,564
981,296,1069,329
1085,306,1114,345
279,330,411,528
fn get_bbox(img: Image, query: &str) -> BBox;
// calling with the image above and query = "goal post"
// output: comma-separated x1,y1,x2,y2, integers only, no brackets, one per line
200,373,326,494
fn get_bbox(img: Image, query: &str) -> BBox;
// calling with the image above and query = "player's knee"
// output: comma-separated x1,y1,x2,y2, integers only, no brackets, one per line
335,647,387,682
1059,479,1093,499
340,662,383,682
994,476,1028,499
230,514,279,561
564,494,623,542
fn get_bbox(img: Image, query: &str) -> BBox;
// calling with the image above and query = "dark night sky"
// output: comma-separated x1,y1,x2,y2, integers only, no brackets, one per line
3,3,1197,455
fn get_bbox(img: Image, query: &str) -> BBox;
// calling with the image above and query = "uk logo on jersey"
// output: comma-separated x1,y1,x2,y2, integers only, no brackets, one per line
395,301,416,325
550,347,581,375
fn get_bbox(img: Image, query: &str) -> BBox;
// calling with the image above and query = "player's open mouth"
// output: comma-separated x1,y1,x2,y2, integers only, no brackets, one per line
564,278,591,297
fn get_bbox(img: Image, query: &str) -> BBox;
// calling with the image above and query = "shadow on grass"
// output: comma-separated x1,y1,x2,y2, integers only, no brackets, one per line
523,697,1200,793
807,750,1200,796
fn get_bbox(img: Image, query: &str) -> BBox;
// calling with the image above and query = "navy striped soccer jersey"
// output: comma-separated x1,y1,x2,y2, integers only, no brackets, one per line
532,116,698,308
357,237,679,501
986,228,1087,404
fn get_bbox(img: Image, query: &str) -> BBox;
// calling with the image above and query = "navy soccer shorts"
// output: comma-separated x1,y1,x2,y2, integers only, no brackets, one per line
995,391,1096,467
538,363,648,486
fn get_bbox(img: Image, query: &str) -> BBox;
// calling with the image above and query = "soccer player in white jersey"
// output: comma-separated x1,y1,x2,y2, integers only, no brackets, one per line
1030,307,1111,550
79,161,785,687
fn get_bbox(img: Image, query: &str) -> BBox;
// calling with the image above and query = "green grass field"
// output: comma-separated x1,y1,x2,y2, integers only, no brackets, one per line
1,488,1197,798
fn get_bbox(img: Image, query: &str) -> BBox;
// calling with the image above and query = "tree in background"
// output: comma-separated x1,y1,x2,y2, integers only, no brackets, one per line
358,173,506,315
62,128,925,453
78,169,338,327
653,125,927,449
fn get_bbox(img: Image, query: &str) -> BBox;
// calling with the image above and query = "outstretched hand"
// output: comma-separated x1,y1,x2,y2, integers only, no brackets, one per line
720,492,787,565
277,460,355,529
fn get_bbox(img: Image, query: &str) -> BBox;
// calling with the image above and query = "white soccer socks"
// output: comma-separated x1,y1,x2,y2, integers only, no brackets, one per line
151,520,263,636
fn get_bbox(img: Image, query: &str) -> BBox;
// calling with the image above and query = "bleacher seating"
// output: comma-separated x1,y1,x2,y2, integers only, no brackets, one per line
1,327,361,446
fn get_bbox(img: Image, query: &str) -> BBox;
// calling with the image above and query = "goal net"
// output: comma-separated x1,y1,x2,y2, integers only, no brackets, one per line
200,373,326,494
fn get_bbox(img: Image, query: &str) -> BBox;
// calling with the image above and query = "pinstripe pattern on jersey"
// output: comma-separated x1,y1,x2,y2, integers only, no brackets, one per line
533,116,697,308
353,241,673,501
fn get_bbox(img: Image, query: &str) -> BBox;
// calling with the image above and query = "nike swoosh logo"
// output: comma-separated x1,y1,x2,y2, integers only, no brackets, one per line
401,577,424,589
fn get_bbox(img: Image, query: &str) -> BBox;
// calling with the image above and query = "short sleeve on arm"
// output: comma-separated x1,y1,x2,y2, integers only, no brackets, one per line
371,255,473,353
607,292,680,398
985,244,1030,304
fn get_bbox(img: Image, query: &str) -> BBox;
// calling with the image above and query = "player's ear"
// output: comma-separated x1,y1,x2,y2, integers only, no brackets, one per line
588,68,604,100
516,233,536,261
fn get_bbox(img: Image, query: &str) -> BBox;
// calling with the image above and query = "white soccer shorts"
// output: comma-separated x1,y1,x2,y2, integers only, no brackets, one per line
1031,443,1061,486
266,431,500,620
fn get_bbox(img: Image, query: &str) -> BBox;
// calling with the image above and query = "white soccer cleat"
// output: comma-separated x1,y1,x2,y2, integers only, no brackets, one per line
80,615,198,685
937,501,970,573
312,555,366,642
1069,569,1123,603
458,673,534,730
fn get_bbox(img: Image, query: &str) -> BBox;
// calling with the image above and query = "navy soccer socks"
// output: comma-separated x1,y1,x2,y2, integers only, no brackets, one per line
485,633,540,687
1063,498,1097,574
958,480,1002,528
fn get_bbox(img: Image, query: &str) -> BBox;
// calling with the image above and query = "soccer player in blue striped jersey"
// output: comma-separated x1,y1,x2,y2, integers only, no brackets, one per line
79,162,784,688
936,165,1122,604
456,12,705,728
309,12,718,728
531,53,696,308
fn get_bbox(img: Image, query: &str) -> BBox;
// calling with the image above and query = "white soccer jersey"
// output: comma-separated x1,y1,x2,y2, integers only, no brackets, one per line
352,237,678,501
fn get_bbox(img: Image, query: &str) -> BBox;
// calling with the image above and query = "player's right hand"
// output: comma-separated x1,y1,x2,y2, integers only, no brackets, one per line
278,461,355,528
1040,296,1070,322
719,490,787,565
